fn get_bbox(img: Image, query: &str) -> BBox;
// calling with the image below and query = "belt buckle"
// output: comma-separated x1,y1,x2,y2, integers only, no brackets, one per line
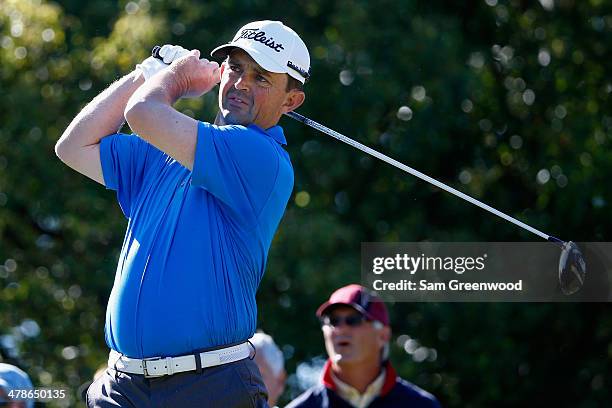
142,356,163,378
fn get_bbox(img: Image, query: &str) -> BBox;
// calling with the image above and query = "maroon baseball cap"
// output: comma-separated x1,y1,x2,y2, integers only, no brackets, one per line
316,284,389,326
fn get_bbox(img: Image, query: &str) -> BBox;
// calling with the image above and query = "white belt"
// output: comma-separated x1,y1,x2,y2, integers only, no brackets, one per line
108,342,252,378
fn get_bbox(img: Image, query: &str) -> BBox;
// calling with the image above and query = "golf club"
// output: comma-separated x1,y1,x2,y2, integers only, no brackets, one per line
284,112,586,295
150,45,586,295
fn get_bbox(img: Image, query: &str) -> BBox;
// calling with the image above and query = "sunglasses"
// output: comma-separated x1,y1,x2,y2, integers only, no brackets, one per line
320,314,368,328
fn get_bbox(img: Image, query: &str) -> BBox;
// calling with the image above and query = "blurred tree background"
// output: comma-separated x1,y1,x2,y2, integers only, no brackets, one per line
1,0,611,406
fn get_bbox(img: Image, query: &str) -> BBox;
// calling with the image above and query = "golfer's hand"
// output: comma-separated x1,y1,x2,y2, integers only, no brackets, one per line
168,49,220,99
136,44,190,81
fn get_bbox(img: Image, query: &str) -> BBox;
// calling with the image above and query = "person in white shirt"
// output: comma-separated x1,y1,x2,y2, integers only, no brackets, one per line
250,332,286,407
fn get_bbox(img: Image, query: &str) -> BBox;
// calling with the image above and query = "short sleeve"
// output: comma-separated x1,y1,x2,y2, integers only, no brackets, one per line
191,122,282,223
100,133,164,217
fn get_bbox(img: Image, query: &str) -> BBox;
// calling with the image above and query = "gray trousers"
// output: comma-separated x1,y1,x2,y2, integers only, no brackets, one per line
86,358,269,408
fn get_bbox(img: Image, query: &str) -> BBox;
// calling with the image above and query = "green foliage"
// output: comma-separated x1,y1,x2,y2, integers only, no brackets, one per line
0,0,610,406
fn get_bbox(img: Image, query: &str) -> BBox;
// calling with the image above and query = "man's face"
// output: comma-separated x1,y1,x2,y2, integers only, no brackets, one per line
217,49,304,129
321,305,390,368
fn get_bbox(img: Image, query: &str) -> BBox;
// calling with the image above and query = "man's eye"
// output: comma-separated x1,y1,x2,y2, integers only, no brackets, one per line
229,65,240,72
257,75,269,83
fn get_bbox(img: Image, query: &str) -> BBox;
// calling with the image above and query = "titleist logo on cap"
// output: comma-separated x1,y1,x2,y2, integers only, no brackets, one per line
238,28,285,52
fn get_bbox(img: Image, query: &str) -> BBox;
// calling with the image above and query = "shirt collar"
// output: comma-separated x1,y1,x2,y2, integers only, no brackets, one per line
247,124,287,146
322,359,398,398
331,369,386,408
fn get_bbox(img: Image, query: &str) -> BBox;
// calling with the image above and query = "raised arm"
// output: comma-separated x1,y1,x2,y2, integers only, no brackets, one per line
55,45,190,184
124,49,220,170
55,71,144,185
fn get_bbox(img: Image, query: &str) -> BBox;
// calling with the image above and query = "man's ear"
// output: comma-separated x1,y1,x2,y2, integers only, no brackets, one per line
281,89,306,114
378,326,391,344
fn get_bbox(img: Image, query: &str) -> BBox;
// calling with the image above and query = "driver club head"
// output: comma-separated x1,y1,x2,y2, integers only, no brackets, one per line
558,241,586,295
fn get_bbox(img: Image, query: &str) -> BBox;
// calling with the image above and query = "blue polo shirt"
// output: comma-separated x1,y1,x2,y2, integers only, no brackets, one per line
99,121,293,358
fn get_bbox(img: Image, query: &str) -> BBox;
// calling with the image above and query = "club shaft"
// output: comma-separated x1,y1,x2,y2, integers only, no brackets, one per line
285,111,555,242
149,46,560,242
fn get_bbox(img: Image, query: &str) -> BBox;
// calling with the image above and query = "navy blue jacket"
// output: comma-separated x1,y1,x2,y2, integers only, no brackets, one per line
286,360,441,408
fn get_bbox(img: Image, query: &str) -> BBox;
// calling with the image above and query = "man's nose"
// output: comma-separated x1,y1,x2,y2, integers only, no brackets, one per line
234,74,251,91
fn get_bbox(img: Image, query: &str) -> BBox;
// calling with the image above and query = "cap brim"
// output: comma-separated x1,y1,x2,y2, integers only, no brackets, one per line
210,43,286,74
210,44,235,60
316,301,369,318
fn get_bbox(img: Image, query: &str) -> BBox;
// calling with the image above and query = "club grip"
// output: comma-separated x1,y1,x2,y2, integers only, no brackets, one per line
151,45,162,60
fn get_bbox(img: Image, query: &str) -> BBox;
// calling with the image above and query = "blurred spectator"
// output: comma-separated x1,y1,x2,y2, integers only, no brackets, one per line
0,363,34,408
250,332,286,407
287,284,440,408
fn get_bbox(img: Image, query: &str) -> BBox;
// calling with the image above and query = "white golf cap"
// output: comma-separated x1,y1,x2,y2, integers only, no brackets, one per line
211,20,310,84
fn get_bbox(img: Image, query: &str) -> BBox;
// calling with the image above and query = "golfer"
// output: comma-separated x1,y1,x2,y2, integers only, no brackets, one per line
55,20,309,407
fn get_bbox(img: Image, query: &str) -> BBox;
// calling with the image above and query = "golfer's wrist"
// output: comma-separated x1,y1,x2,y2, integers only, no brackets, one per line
142,69,185,105
132,67,146,84
164,67,199,102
